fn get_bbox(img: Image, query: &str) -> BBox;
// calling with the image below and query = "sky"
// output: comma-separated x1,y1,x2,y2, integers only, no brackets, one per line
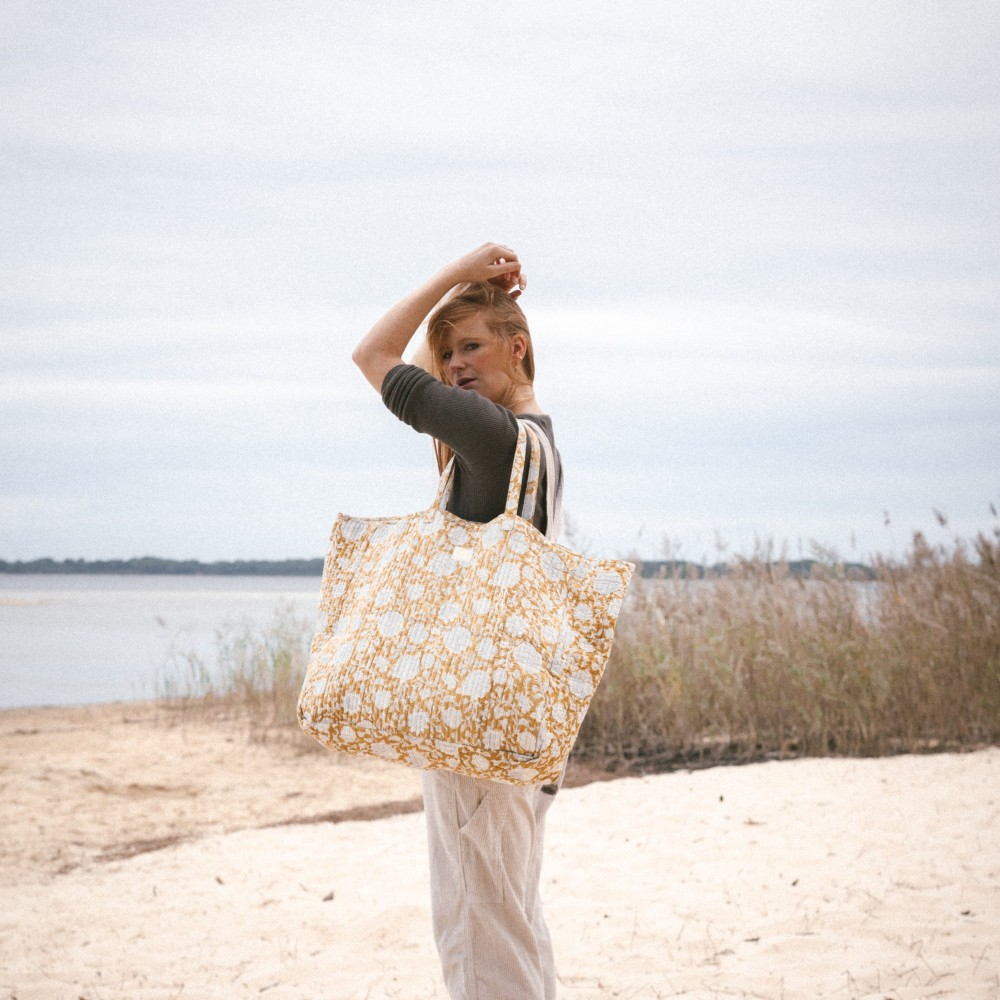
2,0,998,565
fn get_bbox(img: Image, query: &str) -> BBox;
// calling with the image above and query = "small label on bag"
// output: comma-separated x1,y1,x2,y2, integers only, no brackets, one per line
452,546,473,564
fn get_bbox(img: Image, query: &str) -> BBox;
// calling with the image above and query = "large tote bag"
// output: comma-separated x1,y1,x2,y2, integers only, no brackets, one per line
297,422,634,784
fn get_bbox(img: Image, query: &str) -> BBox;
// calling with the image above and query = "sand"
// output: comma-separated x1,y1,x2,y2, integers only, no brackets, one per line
1,701,998,999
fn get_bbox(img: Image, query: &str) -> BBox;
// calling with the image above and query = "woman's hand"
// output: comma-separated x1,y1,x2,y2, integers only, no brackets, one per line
442,243,527,299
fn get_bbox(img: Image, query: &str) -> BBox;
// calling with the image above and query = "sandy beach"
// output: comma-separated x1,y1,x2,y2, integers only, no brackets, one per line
1,701,998,999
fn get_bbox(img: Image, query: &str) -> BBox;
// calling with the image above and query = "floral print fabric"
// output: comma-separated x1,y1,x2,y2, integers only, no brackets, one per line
298,424,634,784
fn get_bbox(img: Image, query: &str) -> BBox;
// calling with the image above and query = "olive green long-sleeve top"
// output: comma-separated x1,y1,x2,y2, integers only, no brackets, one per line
381,363,562,537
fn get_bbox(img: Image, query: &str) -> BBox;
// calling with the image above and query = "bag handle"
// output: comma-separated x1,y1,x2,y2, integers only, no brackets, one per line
511,421,542,520
434,422,542,523
517,418,563,541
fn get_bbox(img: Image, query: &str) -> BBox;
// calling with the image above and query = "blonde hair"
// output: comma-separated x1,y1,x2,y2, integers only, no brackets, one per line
426,282,536,473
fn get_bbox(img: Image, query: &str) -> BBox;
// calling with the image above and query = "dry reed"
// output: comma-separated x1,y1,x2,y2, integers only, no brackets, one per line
159,522,1000,770
157,601,312,742
577,523,1000,770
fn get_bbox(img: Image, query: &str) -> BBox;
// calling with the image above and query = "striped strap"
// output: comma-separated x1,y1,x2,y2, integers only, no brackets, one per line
517,419,563,541
434,422,541,521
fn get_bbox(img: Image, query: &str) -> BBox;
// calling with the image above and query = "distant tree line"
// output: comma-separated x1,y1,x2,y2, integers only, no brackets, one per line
639,559,875,580
1,555,874,578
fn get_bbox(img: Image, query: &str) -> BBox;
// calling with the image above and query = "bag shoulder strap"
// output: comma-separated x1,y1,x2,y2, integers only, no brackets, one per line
516,418,563,542
433,422,540,520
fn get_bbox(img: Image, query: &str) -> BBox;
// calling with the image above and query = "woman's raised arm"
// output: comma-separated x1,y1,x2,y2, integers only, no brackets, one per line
351,243,525,392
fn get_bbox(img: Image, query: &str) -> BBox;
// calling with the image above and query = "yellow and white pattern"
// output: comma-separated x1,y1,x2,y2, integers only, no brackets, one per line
298,424,634,784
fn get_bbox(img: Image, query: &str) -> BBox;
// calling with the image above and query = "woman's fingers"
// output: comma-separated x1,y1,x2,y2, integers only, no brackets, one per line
450,243,524,290
489,248,519,269
490,261,521,276
484,249,527,298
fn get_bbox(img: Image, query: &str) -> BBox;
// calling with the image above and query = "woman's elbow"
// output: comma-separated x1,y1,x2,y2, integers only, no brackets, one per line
350,343,368,371
352,342,382,376
352,344,396,391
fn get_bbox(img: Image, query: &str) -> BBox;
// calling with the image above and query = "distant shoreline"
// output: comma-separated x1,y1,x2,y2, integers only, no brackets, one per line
0,555,876,579
0,557,325,576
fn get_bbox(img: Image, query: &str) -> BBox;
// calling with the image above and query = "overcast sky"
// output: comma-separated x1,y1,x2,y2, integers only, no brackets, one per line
3,0,998,564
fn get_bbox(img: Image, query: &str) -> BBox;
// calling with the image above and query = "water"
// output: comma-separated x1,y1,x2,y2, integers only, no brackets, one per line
0,575,321,709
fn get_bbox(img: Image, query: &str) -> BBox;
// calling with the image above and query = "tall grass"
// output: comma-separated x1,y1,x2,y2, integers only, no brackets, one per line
159,524,1000,769
577,525,1000,769
157,601,312,741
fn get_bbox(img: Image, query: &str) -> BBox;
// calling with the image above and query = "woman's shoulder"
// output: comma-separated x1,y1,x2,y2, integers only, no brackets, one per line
515,413,562,487
515,413,557,456
517,411,555,438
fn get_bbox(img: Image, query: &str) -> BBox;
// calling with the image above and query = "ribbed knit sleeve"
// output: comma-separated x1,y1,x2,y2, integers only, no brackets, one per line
381,363,517,472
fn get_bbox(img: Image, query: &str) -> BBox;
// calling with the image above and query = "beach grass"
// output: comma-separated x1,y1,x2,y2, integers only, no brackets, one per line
156,600,313,743
158,519,1000,770
579,520,1000,770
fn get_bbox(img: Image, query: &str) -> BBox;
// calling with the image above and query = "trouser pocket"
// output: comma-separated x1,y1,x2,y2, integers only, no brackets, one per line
457,789,509,903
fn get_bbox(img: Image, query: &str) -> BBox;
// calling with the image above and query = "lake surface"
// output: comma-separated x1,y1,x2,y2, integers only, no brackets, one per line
0,575,321,709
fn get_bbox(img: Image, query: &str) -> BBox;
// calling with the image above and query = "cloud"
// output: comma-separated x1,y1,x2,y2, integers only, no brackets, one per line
5,293,995,561
1,1,997,560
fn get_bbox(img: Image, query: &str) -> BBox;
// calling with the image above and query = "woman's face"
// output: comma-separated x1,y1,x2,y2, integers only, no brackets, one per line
439,312,523,405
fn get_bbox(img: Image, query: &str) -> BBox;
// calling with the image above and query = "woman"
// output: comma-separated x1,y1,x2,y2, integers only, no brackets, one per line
352,242,563,1000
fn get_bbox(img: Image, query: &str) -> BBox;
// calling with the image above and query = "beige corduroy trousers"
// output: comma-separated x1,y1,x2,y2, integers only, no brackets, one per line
422,769,560,1000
